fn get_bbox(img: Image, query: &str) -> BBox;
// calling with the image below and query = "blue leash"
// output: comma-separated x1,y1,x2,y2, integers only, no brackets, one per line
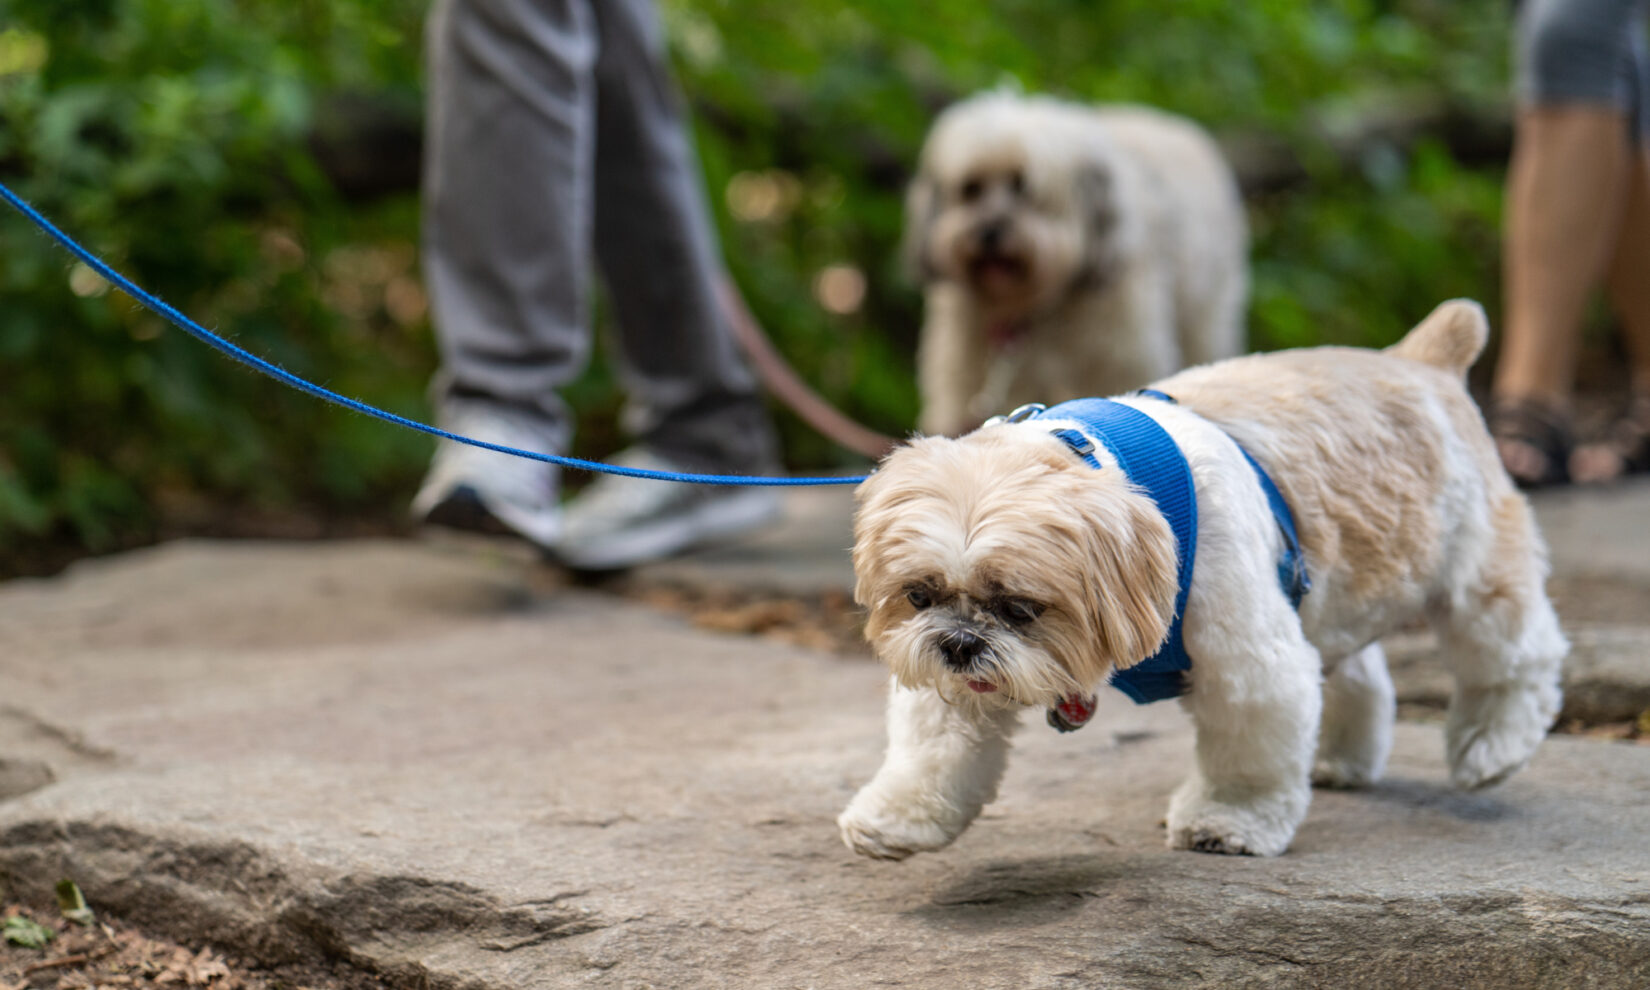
0,181,869,487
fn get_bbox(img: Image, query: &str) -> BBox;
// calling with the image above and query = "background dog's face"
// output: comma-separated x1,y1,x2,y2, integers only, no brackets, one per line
853,425,1177,709
905,96,1118,322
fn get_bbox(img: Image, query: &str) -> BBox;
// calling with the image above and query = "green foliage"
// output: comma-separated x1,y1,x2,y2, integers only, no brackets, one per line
2,914,54,949
665,0,1512,463
54,879,95,926
1,0,433,562
1,0,1513,566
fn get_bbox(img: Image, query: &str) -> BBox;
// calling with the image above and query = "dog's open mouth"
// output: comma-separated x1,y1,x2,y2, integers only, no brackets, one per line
965,678,998,694
967,254,1029,292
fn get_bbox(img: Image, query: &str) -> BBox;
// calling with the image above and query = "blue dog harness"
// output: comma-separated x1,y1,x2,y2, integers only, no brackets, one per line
1011,392,1309,720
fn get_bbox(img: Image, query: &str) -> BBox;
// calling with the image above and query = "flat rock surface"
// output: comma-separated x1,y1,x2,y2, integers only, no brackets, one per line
1526,477,1650,585
628,486,858,595
2,534,1649,989
633,478,1650,595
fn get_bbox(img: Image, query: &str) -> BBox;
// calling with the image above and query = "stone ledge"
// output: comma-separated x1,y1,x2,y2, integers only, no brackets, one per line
1387,623,1650,723
4,540,1649,989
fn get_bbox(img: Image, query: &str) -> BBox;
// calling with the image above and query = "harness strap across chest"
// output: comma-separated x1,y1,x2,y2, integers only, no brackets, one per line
1013,392,1309,721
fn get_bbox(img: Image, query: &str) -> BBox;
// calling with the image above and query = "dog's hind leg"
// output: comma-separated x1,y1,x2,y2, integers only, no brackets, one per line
1440,494,1567,790
1312,642,1396,789
838,681,1023,860
1167,633,1322,857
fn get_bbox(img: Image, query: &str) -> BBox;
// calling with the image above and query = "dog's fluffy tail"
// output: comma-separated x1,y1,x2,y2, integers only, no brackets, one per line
1387,299,1489,376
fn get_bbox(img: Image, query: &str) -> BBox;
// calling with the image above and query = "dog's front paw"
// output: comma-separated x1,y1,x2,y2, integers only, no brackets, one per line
1312,756,1377,790
837,812,953,861
837,793,967,861
1180,827,1257,856
1168,815,1279,857
1166,789,1302,858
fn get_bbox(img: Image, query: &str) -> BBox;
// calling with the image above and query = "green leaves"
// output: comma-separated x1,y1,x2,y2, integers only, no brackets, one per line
55,880,95,927
0,880,93,951
1,0,432,568
1,0,1515,570
2,915,54,949
672,0,1511,461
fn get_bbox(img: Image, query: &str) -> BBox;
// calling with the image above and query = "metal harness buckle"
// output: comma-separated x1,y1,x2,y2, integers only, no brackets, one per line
982,402,1046,428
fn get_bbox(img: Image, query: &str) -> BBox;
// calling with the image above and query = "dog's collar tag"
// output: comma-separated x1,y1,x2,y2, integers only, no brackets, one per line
1032,397,1199,707
1047,692,1098,732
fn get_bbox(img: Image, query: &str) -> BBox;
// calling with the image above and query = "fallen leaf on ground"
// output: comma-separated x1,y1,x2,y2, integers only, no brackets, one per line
54,880,95,928
1581,722,1636,740
2,915,53,949
156,945,235,986
691,600,804,633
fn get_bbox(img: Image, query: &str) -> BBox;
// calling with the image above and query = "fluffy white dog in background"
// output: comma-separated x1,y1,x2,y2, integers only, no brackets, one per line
907,92,1250,437
839,300,1567,859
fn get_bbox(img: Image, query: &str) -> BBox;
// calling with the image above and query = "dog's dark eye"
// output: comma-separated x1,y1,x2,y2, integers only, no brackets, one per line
907,588,934,610
1007,171,1025,196
959,178,984,203
1000,599,1043,624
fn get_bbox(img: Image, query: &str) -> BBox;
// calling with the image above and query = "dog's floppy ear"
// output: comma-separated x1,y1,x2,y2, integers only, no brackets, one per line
901,169,942,284
1072,161,1120,290
1058,466,1177,678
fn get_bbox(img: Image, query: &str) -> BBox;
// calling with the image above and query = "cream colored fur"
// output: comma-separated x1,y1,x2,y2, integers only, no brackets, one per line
840,300,1566,859
908,92,1249,436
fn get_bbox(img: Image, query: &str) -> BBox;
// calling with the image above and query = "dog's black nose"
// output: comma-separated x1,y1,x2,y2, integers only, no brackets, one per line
978,221,1007,251
939,630,988,668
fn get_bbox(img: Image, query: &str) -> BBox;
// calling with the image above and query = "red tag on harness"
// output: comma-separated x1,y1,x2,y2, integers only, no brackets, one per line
1047,693,1097,733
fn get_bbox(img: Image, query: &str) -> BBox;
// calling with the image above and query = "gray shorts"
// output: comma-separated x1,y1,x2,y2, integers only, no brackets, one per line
1516,0,1650,139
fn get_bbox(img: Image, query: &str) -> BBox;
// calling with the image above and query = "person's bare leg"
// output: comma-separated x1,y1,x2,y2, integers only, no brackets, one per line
1599,146,1650,394
1572,146,1650,481
1494,106,1632,482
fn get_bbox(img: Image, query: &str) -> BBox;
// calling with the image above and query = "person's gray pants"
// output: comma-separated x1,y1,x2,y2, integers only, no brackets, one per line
422,0,777,473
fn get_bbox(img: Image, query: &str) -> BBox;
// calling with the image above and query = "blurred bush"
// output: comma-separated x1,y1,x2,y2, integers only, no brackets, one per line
0,0,1512,571
0,0,433,569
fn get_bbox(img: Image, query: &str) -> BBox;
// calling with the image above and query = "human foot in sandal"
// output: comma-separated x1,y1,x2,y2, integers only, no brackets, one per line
1489,397,1572,488
1570,393,1650,484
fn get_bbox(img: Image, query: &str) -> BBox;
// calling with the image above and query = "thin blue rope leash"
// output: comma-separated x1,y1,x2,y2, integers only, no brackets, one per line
0,181,870,487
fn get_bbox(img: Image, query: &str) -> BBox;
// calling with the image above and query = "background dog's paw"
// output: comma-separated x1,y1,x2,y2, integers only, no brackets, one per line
837,807,959,861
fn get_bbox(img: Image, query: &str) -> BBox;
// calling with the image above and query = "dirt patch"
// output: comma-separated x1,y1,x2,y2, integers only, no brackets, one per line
601,578,870,656
0,904,386,990
1552,712,1650,743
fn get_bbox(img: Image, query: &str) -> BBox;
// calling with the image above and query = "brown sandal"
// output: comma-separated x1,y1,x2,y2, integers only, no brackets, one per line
1488,398,1572,488
1570,393,1650,484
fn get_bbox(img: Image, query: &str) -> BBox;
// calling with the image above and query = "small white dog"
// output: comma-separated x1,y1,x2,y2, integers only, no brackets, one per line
907,92,1248,436
839,300,1567,859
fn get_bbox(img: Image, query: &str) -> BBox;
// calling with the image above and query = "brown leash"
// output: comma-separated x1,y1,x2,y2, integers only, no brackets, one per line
717,276,900,461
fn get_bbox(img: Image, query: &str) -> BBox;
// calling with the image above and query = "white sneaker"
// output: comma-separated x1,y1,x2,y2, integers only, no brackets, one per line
410,408,563,549
553,448,782,571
